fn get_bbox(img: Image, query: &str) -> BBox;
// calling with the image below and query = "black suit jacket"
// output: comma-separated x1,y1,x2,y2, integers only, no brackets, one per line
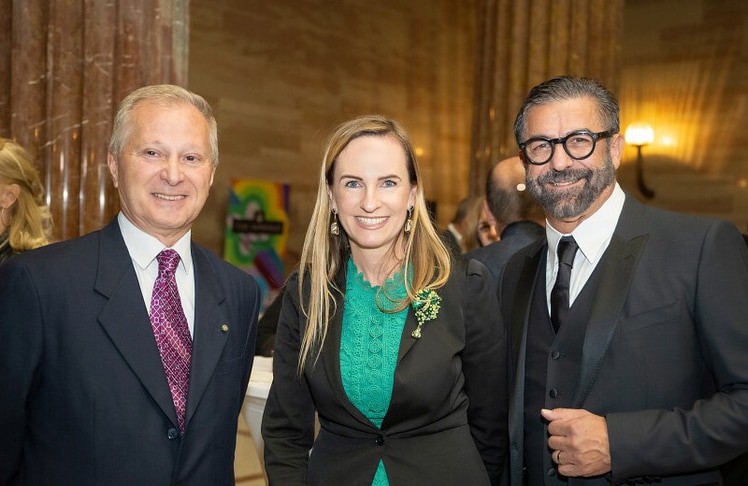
464,220,544,286
262,259,508,485
499,195,748,486
0,220,261,485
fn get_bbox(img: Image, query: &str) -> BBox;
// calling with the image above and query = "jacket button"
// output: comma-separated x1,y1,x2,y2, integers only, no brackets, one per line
549,388,559,398
376,436,384,446
546,466,556,476
551,350,561,360
167,428,179,440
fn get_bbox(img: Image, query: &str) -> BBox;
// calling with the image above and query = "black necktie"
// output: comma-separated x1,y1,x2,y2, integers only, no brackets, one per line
551,236,579,333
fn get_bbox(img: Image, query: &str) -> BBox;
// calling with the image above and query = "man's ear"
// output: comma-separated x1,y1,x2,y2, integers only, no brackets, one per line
609,134,625,170
107,152,119,188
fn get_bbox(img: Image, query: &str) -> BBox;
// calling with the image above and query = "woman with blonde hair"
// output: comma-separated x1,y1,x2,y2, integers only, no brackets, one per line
262,115,507,485
0,138,52,264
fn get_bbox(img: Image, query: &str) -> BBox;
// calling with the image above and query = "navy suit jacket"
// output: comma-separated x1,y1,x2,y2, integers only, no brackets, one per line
500,195,748,485
0,220,260,485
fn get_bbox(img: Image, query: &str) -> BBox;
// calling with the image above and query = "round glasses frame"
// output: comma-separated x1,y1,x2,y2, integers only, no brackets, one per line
519,130,615,165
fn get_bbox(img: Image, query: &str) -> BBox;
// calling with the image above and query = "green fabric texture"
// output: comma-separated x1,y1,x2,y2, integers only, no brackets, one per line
340,257,408,486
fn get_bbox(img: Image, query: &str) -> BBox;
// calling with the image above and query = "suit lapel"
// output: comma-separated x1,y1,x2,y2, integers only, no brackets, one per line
506,245,544,486
572,200,649,406
184,245,230,425
510,247,544,366
396,307,419,362
95,221,178,426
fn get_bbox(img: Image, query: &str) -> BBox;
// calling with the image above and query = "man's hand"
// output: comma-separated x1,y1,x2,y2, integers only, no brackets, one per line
541,408,611,477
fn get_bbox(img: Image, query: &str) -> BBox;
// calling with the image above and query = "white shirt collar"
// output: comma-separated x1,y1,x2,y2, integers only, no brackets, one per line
118,213,193,275
546,183,625,266
447,223,464,243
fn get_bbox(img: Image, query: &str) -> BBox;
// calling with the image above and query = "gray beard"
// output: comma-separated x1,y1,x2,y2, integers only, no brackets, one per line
527,154,616,220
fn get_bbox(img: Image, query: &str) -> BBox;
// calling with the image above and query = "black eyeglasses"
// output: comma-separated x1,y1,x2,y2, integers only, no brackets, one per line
519,130,615,165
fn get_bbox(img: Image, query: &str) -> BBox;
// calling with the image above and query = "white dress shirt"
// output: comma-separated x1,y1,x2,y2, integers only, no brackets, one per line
118,213,196,336
545,183,626,311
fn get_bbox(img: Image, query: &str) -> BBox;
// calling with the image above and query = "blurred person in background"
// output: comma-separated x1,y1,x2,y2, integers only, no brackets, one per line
441,195,481,257
0,137,53,265
476,196,501,248
464,156,544,286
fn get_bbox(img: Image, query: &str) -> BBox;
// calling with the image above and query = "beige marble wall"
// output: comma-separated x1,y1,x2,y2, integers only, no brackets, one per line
470,0,624,194
619,0,748,231
0,1,188,241
188,0,478,259
4,0,746,249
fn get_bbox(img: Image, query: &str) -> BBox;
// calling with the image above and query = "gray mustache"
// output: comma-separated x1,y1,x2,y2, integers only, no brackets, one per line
537,169,591,185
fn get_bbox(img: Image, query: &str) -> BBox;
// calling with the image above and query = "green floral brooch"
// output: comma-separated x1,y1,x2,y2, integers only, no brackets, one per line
411,289,441,339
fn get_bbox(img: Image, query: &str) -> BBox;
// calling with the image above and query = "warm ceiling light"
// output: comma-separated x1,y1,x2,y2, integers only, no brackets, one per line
624,122,654,146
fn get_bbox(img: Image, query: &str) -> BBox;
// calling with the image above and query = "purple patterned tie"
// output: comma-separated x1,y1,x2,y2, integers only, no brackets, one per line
150,249,192,433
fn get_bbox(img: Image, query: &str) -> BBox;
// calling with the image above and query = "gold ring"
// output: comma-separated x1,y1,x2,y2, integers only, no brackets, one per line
556,450,563,464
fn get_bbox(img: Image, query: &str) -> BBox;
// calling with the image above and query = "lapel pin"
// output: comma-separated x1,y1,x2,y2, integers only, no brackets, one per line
221,324,229,332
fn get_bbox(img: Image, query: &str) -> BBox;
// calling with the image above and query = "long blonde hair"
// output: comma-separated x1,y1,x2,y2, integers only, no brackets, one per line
297,115,451,372
0,138,53,251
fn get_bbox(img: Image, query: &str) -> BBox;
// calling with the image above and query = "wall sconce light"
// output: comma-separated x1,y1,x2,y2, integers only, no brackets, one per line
624,122,655,199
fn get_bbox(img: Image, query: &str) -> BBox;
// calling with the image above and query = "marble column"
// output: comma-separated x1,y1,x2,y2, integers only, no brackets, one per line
0,0,188,241
470,0,624,193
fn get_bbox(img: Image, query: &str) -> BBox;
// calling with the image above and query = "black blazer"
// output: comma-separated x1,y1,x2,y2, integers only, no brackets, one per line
499,195,748,485
262,259,508,485
0,220,261,485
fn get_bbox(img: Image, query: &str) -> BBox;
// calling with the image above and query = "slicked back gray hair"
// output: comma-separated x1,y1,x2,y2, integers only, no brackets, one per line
513,76,620,145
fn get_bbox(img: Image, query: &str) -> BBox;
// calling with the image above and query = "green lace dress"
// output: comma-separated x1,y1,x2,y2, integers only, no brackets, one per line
340,258,408,486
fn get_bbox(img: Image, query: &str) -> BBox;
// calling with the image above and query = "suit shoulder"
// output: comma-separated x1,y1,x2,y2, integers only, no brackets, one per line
462,256,490,277
10,229,103,269
450,256,495,294
630,203,741,245
192,244,258,287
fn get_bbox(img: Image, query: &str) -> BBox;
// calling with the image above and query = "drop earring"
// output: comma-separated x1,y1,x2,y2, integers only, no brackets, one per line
404,207,413,234
330,209,340,236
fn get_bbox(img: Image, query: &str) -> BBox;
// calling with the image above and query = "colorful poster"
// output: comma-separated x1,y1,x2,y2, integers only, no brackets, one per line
224,179,289,311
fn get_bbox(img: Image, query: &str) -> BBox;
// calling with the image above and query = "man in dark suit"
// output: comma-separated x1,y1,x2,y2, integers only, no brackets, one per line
0,85,261,485
465,156,544,285
500,76,748,486
440,196,475,257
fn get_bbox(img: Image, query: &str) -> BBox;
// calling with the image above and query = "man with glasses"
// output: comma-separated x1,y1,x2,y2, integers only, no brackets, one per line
499,76,748,486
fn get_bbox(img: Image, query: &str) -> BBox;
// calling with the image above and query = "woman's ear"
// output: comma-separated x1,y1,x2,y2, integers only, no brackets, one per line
408,185,417,210
326,186,336,213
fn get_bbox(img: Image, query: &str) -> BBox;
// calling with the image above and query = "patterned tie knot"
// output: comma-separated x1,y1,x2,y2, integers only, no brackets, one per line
157,249,181,277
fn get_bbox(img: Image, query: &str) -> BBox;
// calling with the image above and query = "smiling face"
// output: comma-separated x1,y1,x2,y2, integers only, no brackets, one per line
107,100,216,247
523,97,624,233
328,134,416,267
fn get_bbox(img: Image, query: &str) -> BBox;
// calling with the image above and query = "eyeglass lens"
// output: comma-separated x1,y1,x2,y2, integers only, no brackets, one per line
525,132,597,164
